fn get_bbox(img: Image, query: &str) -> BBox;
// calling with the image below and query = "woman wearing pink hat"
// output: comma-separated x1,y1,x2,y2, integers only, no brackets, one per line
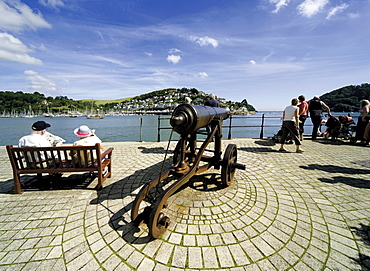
70,125,103,165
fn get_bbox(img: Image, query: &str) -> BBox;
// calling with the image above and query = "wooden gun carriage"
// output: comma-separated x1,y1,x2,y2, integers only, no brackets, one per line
131,104,246,238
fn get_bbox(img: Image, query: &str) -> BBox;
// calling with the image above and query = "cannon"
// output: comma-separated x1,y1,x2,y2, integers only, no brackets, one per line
131,104,246,238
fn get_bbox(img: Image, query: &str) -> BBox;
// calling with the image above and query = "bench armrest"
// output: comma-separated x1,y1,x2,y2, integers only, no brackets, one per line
101,148,114,157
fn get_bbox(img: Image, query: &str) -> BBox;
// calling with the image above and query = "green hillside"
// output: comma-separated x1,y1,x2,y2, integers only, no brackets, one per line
80,98,132,106
319,83,370,112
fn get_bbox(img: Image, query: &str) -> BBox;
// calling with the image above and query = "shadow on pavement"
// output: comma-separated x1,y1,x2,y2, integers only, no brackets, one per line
313,139,348,145
253,139,276,146
300,164,370,175
350,223,370,269
89,157,172,244
239,147,276,153
90,145,227,244
138,146,167,154
319,176,370,189
239,139,296,153
1,173,97,194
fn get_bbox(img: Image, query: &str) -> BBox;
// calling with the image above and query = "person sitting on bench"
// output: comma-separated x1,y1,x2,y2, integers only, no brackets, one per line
18,121,53,162
70,125,103,165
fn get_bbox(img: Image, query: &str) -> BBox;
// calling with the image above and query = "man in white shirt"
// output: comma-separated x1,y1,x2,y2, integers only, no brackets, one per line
18,121,52,161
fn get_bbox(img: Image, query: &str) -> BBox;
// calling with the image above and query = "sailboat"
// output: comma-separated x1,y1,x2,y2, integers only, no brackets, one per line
23,105,35,118
86,102,104,119
43,105,54,118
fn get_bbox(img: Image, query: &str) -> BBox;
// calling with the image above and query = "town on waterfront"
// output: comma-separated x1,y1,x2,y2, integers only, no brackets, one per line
0,88,255,119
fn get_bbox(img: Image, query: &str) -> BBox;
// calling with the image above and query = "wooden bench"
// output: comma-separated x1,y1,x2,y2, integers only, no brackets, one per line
6,143,113,194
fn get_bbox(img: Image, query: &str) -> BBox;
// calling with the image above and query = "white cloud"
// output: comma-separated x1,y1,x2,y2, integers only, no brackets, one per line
297,0,329,18
326,3,349,20
169,48,181,54
38,0,65,9
38,44,47,51
24,70,37,76
348,12,359,19
191,36,218,48
249,60,256,65
95,56,128,67
0,0,51,32
270,0,291,13
167,55,181,64
0,32,43,65
24,70,58,95
198,72,208,78
262,52,274,62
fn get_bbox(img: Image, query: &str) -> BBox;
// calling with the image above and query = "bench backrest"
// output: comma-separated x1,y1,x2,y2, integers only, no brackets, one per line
6,144,103,171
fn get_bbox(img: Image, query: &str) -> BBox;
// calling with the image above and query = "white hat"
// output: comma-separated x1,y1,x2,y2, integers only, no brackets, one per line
313,95,320,99
74,125,95,137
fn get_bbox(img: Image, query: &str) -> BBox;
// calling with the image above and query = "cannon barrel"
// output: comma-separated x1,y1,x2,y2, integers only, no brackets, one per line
170,104,230,135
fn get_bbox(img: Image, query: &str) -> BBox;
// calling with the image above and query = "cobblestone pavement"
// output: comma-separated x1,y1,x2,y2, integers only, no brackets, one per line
0,138,370,270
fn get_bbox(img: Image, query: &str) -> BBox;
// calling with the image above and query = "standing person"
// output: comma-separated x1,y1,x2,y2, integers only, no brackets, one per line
18,121,52,161
363,122,370,143
309,95,331,140
279,98,304,153
356,100,370,144
70,125,103,165
298,95,309,141
205,94,219,107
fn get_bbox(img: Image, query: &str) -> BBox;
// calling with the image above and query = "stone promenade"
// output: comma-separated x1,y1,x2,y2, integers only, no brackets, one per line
0,138,369,270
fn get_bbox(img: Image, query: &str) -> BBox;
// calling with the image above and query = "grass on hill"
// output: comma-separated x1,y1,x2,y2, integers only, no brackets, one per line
79,98,132,105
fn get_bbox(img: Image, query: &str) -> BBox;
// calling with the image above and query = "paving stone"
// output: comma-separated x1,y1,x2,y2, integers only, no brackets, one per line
66,250,94,271
101,254,122,270
126,249,145,269
154,242,174,264
172,245,187,268
188,246,202,269
202,246,219,268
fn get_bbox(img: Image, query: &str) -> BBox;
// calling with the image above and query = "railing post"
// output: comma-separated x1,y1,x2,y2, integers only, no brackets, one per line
139,117,143,142
157,115,161,142
228,115,232,139
259,114,265,139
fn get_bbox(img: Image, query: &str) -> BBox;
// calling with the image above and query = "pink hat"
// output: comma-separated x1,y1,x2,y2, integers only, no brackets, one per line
74,125,95,137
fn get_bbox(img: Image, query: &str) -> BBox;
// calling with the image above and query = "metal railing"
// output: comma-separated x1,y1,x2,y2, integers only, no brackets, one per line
225,114,283,140
156,114,308,142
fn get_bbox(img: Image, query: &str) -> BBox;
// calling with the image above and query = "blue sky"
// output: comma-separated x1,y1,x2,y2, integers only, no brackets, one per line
0,0,369,110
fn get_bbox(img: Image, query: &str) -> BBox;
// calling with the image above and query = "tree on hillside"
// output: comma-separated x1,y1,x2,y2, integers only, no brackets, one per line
320,83,370,111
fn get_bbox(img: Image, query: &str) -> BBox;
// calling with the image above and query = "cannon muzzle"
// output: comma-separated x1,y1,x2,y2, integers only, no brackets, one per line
170,104,230,135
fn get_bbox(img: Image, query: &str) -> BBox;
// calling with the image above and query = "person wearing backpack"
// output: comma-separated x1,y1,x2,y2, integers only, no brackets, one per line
309,95,331,140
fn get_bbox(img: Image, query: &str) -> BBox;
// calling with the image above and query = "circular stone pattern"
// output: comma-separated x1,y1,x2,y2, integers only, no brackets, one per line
97,162,335,270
